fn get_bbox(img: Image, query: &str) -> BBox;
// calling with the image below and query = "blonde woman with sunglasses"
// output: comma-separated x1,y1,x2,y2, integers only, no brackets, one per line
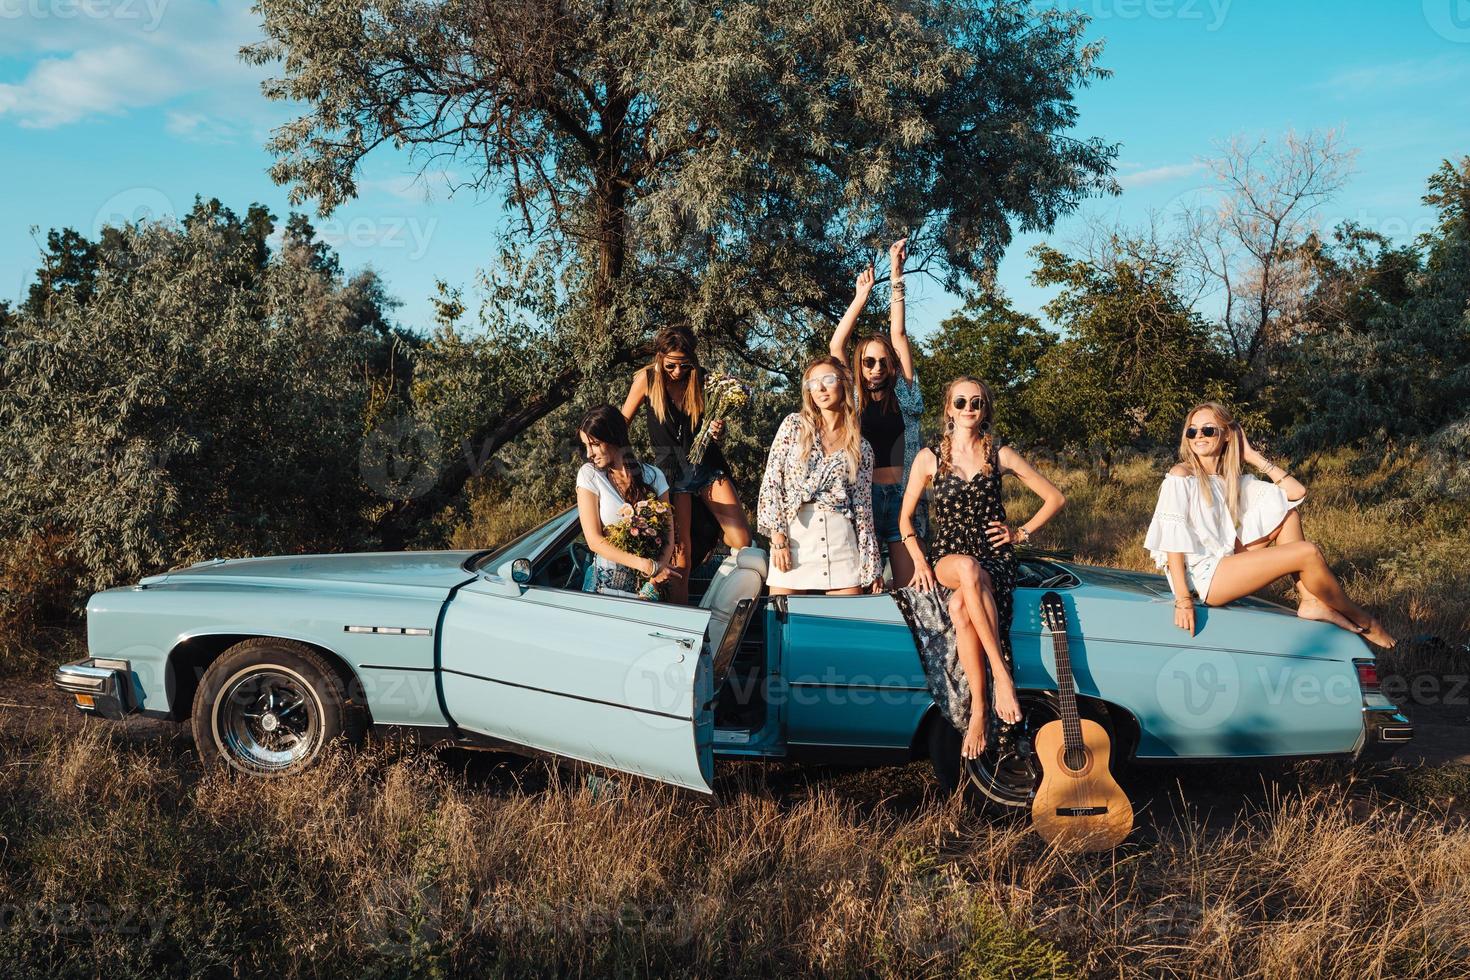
756,356,881,595
1145,401,1394,646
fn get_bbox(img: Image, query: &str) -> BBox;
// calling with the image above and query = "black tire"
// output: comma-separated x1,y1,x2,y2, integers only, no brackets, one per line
190,638,363,775
928,691,1112,811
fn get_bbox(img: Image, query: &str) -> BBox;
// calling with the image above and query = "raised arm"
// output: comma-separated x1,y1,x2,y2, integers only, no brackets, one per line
620,368,648,422
828,263,875,360
887,238,915,383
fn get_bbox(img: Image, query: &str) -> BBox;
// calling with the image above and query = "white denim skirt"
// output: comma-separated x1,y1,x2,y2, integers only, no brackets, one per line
766,502,863,591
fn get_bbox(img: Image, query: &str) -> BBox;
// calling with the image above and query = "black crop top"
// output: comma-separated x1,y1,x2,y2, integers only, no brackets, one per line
860,398,905,469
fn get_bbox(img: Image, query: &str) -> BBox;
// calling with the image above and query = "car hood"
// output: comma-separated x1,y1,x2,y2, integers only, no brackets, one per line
138,551,482,594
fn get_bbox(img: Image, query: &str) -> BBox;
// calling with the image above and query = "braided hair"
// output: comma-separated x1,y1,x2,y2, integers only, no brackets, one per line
938,376,995,477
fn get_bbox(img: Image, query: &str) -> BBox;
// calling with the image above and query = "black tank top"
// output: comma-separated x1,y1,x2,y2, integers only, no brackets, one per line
860,397,905,469
643,373,729,477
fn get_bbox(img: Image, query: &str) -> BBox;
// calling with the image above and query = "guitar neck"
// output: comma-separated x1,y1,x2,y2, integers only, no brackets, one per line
1052,629,1084,750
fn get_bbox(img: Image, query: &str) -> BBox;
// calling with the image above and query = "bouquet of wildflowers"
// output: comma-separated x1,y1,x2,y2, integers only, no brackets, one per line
688,374,751,466
603,497,673,600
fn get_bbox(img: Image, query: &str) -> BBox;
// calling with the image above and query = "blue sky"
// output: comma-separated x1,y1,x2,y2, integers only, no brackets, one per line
3,0,1468,342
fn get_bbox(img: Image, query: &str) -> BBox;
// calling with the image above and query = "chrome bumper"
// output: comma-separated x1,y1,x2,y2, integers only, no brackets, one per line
1356,705,1414,762
53,658,136,720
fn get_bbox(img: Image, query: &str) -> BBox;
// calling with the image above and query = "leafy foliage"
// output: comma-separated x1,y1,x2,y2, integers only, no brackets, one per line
0,202,411,608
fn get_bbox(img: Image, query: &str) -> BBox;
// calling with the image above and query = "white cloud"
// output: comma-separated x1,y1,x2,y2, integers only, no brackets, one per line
1317,56,1470,98
164,109,238,144
0,1,269,129
359,170,463,204
1117,161,1206,189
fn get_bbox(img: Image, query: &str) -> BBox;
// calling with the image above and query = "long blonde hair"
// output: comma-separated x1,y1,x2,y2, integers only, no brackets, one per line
644,325,705,428
1178,401,1243,526
796,355,864,481
938,376,995,477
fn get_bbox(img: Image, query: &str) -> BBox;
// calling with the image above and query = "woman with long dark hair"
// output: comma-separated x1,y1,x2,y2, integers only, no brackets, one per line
1146,401,1394,645
622,326,752,603
829,238,927,588
757,355,881,595
575,405,680,597
894,376,1065,759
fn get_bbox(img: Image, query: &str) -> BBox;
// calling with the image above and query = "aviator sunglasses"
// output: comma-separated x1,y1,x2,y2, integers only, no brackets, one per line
804,372,840,392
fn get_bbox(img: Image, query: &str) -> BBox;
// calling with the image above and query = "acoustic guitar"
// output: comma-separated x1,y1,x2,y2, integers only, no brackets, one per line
1030,590,1133,851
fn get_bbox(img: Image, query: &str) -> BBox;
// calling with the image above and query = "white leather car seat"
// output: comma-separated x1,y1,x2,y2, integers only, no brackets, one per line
698,548,768,660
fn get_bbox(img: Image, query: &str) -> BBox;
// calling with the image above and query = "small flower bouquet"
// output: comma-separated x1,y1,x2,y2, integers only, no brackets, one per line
688,374,751,466
603,497,673,600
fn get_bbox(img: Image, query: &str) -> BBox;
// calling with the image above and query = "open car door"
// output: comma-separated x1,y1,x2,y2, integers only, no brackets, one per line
438,579,716,793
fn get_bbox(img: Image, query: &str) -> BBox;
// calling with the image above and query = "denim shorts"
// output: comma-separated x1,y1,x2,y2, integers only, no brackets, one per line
872,481,926,544
671,461,726,495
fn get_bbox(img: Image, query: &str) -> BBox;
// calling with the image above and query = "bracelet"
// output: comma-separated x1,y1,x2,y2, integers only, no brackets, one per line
1016,527,1031,542
649,559,661,576
899,532,916,543
1173,597,1193,607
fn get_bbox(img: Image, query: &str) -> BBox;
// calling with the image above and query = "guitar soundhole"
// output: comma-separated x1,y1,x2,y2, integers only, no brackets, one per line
1062,746,1088,773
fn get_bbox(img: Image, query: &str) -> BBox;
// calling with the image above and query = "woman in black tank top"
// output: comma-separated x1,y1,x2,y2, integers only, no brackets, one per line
621,326,753,604
829,238,927,589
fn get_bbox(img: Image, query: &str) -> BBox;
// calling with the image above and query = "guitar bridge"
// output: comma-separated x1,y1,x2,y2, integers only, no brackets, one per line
1055,805,1109,817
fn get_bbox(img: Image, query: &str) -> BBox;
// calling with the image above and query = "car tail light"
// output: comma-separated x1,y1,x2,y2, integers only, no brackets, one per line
1354,659,1380,692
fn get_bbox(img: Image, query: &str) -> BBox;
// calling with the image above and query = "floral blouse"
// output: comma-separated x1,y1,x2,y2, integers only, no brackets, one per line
893,374,926,484
756,413,882,586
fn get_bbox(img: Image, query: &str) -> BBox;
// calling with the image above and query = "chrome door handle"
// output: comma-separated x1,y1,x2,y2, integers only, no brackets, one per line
648,631,695,649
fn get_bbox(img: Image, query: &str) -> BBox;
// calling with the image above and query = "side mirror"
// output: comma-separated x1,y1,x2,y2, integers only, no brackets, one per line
510,558,532,584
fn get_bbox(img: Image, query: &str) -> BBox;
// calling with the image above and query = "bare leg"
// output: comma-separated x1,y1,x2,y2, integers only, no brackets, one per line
1248,511,1359,632
1207,541,1394,647
700,477,753,550
669,492,694,605
887,536,917,591
936,556,1022,724
948,591,988,759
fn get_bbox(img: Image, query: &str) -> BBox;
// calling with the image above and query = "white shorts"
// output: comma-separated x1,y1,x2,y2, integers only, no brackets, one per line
1184,553,1224,603
766,503,863,591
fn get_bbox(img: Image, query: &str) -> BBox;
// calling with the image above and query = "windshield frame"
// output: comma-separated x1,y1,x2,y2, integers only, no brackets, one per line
466,507,578,573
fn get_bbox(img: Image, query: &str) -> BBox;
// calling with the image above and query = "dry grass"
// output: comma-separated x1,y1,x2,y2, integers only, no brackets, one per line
2,451,1467,976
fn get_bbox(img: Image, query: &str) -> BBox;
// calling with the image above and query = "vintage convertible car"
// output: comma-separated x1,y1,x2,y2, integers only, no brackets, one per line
55,506,1412,806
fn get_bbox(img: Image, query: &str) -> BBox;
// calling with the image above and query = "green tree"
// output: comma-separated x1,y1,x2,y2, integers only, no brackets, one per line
246,0,1118,543
0,210,408,607
1025,240,1234,476
917,291,1055,447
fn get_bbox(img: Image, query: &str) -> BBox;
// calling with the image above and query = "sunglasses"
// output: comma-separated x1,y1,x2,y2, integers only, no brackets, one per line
804,372,840,392
661,359,693,372
951,395,988,412
1185,425,1227,439
861,356,890,370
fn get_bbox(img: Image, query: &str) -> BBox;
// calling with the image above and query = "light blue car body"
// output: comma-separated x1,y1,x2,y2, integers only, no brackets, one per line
76,507,1407,793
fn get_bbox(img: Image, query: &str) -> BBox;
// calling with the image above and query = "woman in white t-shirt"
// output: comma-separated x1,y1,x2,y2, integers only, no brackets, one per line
575,405,680,597
1145,401,1394,647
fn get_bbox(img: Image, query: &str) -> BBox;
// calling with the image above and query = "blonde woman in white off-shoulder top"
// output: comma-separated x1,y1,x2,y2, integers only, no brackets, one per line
1144,401,1394,647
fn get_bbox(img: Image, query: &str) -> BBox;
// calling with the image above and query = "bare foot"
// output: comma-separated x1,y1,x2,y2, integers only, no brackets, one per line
1297,594,1358,633
962,715,987,759
1361,617,1396,649
991,672,1022,725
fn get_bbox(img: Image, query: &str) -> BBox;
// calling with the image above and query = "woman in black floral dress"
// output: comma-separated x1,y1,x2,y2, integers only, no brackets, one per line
893,377,1066,759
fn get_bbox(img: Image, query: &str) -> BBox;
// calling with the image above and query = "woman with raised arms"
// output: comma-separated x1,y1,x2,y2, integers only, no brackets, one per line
894,377,1066,760
828,237,927,589
622,326,752,603
1145,401,1395,646
757,356,882,596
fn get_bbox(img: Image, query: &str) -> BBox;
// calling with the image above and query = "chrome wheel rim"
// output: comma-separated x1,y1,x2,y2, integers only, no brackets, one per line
217,668,322,773
964,692,1059,808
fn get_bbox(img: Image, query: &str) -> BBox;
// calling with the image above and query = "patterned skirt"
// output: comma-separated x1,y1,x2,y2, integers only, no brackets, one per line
891,578,1016,737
